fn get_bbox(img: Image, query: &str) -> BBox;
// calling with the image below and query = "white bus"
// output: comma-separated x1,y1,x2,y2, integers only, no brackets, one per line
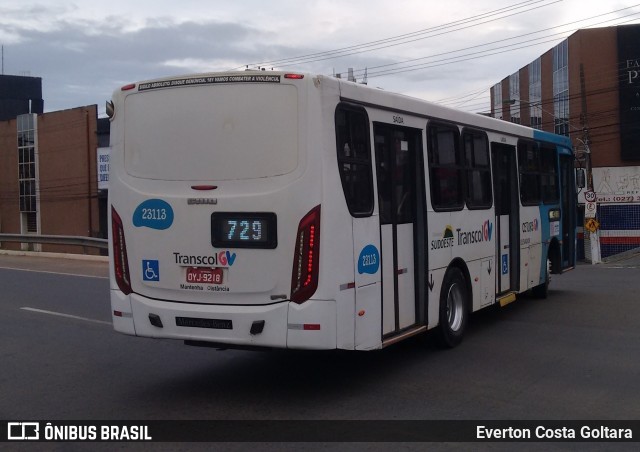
107,71,576,350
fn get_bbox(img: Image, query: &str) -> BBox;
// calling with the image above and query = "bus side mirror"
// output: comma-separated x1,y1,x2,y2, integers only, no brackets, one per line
576,168,586,189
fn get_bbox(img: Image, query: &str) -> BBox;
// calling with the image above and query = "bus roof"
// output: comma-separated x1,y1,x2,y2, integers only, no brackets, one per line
117,70,573,150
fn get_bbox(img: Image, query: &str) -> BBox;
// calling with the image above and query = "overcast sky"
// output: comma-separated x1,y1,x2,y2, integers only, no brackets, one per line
1,0,639,116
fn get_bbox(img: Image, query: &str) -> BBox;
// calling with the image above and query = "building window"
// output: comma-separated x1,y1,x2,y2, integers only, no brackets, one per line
24,212,38,233
492,83,503,120
17,113,39,233
335,105,374,217
509,73,520,124
529,58,542,129
553,40,569,136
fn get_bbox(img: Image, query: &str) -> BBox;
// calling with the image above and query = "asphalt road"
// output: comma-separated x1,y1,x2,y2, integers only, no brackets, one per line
1,252,639,450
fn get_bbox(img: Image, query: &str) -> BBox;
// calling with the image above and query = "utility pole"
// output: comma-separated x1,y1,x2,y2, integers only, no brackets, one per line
579,64,600,264
579,64,593,190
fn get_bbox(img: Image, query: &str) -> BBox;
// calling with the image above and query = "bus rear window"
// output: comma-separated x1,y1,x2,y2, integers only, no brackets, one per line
124,84,298,181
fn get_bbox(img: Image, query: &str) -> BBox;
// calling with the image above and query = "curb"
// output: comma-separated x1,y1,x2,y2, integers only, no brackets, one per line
601,247,640,264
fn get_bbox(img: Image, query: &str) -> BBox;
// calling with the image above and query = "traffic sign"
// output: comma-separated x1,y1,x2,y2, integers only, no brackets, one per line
585,201,597,218
584,218,600,233
585,191,597,203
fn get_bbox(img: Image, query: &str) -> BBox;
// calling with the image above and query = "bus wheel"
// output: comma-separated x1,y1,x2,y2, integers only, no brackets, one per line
532,259,550,299
436,267,468,348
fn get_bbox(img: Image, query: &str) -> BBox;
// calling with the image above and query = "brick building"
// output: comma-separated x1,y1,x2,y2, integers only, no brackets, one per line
0,105,102,254
490,24,640,259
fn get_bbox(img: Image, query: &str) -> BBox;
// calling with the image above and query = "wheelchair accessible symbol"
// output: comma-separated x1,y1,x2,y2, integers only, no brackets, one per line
143,260,160,281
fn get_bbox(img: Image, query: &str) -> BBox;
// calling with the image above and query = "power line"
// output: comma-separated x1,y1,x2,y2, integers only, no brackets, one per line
286,1,564,69
364,36,564,79
234,0,558,70
347,4,640,79
346,10,640,82
433,22,640,113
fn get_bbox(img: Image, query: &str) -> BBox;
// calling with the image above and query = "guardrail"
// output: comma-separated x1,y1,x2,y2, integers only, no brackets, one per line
0,233,108,250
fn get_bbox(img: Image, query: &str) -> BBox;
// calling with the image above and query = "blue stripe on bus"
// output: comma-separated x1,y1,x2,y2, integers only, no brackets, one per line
537,204,554,285
532,129,572,147
530,130,572,281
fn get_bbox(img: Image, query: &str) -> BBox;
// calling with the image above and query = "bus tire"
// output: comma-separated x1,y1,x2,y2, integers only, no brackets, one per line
532,259,550,299
436,267,468,348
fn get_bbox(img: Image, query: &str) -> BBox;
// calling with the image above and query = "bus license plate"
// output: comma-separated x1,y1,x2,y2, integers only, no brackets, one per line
186,267,223,284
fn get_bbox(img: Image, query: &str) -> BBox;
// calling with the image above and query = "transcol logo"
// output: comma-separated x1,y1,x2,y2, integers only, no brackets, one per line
483,220,493,241
457,220,493,245
522,219,539,233
173,251,237,267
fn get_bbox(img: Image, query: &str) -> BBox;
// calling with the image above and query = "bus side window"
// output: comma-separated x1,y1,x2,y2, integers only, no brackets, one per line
518,140,541,206
335,105,374,217
540,145,559,204
462,130,492,209
374,133,392,224
427,123,464,211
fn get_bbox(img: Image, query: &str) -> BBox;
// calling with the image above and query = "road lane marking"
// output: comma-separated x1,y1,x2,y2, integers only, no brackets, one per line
0,266,108,279
20,307,112,326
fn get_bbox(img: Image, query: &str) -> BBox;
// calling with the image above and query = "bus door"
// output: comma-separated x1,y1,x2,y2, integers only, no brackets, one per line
491,143,520,294
373,124,425,336
559,153,576,269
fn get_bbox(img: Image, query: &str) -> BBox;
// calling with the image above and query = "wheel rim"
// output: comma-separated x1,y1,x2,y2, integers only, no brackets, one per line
446,282,465,332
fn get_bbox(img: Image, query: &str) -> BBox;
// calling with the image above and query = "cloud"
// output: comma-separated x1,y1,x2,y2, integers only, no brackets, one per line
2,16,277,111
2,11,408,113
3,0,633,115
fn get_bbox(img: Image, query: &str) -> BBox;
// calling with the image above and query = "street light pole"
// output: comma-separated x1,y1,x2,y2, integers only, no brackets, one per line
575,137,600,264
575,137,593,191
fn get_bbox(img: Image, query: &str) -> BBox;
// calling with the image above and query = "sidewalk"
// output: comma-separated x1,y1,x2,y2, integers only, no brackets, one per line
600,247,640,268
0,250,108,278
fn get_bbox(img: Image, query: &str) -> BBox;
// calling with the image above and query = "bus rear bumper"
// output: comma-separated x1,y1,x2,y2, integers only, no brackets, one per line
110,291,338,350
287,299,337,350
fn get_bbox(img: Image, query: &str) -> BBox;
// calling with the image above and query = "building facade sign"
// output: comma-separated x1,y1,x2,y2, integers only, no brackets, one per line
97,147,110,191
618,26,640,161
578,166,640,204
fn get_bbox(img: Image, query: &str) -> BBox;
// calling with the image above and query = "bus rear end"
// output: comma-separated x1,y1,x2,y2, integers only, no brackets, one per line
108,72,334,349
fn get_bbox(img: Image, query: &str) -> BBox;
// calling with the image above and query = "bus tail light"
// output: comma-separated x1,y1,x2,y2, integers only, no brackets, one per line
111,206,132,295
290,205,321,304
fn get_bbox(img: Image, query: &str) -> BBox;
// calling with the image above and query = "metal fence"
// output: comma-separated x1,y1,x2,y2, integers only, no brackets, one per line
0,233,108,250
